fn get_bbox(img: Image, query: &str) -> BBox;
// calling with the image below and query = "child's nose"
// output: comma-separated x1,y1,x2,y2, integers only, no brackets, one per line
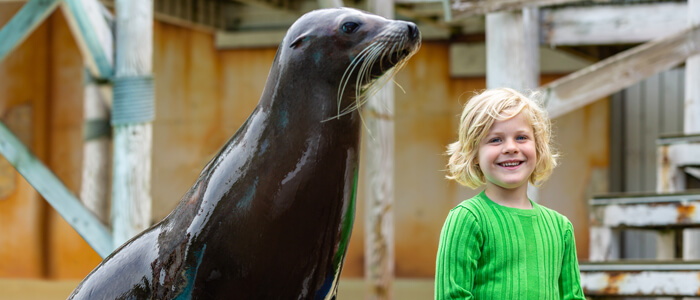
502,138,519,153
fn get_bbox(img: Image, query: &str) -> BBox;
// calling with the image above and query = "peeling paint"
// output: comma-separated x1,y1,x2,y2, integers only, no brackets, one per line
581,270,700,296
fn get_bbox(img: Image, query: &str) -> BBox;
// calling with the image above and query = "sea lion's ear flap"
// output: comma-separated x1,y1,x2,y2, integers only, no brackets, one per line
290,36,306,49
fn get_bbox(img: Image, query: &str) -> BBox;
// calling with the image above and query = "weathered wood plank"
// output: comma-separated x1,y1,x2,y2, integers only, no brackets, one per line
60,0,114,78
111,0,154,247
0,0,61,64
450,0,582,21
486,8,538,90
541,3,687,46
365,1,395,299
0,121,113,258
542,25,700,119
590,192,700,228
580,262,700,297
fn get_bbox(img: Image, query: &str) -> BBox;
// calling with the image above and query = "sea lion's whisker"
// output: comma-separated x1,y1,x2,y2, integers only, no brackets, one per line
332,45,376,120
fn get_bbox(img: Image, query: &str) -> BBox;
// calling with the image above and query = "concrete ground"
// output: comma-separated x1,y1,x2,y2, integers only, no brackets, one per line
0,278,434,299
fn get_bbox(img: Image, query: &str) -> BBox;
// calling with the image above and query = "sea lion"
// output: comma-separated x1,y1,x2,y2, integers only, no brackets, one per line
69,7,420,299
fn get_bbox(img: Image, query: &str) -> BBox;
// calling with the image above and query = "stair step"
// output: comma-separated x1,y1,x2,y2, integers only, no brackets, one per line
580,260,700,297
657,133,700,145
590,190,700,229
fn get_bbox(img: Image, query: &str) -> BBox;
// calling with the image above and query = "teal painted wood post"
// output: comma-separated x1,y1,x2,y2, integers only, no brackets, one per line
0,121,114,258
111,0,155,247
0,0,62,64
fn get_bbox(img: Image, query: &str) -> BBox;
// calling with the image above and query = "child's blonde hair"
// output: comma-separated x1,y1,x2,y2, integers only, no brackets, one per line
446,88,558,189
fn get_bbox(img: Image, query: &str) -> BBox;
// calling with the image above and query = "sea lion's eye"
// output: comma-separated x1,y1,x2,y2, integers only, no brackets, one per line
341,22,359,33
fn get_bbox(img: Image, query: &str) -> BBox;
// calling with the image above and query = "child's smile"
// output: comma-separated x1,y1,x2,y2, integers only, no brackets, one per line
477,112,536,195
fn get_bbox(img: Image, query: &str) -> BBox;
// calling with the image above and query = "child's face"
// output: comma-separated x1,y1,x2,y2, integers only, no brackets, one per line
477,112,536,192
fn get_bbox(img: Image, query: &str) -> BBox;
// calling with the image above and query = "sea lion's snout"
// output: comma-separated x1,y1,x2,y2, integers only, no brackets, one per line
405,21,421,42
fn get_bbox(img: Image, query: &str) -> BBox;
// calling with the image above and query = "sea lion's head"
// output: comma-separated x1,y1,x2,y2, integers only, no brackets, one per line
277,7,421,119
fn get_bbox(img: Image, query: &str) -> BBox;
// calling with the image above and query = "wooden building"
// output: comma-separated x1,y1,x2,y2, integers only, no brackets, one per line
0,0,697,298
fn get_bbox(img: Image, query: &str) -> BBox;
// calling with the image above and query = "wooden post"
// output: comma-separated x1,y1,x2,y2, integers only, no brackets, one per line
365,1,394,299
486,7,539,201
62,0,116,226
81,72,111,224
111,0,154,247
486,8,539,90
683,0,700,260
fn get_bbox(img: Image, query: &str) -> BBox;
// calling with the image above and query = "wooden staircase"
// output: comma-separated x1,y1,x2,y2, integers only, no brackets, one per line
580,134,700,297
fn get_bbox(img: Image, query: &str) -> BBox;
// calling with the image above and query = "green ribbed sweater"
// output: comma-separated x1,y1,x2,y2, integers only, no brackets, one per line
435,191,585,300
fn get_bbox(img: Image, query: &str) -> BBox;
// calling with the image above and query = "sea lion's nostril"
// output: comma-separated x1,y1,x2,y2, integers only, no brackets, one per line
407,23,419,40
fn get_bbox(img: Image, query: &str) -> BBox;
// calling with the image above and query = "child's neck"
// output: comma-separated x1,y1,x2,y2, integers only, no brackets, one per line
484,184,532,209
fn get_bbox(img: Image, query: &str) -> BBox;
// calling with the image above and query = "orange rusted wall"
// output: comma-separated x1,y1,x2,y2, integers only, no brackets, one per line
0,3,605,281
0,3,50,279
44,12,103,279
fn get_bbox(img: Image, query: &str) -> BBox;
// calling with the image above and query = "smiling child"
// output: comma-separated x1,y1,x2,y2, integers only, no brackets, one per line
435,88,585,299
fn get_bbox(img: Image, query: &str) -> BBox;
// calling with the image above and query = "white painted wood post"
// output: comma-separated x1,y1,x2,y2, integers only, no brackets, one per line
81,75,111,224
486,8,539,90
365,1,394,299
683,0,700,260
112,0,154,247
486,7,539,201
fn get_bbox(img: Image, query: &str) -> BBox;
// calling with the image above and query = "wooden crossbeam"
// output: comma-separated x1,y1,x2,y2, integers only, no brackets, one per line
542,25,700,119
541,3,687,46
0,0,62,64
449,0,584,21
580,261,700,297
61,0,114,78
0,121,114,258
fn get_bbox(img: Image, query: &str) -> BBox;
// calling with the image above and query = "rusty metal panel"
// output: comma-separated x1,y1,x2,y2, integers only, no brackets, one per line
580,262,700,297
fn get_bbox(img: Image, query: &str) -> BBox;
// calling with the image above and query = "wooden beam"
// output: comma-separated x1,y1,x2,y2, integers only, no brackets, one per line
0,0,62,64
112,0,154,246
541,3,687,46
590,192,700,228
365,1,395,299
486,9,539,90
215,30,286,49
450,43,591,77
317,0,342,8
450,0,586,21
0,121,114,258
580,261,700,297
542,25,700,119
60,0,114,78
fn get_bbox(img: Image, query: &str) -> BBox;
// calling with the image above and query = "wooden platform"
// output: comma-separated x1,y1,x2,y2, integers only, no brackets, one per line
0,278,434,299
580,260,700,297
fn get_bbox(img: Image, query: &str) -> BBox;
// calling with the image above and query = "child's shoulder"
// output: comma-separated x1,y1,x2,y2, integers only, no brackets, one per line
450,193,490,220
535,203,575,230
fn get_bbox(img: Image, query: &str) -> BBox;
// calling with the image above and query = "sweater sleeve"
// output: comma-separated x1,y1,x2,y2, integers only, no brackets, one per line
435,206,483,300
558,221,586,300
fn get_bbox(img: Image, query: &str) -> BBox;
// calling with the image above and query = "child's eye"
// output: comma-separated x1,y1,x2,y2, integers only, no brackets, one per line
488,137,502,143
516,135,528,141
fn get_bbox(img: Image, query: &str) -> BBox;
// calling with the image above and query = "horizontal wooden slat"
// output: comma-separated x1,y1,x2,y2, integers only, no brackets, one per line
580,261,700,297
658,133,700,145
0,120,114,258
449,0,582,21
591,191,700,205
541,3,687,46
590,192,700,228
